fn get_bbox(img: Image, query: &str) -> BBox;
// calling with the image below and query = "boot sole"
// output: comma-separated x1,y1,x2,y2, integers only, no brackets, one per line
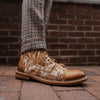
15,70,88,86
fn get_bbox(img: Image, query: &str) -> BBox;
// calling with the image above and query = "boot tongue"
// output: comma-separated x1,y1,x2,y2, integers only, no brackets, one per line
44,51,57,62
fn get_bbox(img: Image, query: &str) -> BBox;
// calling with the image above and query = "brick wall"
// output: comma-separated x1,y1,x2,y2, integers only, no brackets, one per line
0,0,100,66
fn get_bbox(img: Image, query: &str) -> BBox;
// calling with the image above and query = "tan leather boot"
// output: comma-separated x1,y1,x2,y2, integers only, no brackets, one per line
15,50,88,85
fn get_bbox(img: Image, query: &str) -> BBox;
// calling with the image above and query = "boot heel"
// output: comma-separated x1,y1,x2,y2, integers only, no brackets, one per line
15,71,30,80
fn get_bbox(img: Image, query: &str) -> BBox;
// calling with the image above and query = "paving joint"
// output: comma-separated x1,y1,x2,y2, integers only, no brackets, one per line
18,81,23,100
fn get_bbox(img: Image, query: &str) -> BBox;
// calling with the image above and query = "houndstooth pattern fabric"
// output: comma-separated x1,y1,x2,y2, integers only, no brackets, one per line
21,0,53,53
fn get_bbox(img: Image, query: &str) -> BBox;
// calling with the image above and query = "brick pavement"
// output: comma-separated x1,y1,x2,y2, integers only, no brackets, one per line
0,66,100,100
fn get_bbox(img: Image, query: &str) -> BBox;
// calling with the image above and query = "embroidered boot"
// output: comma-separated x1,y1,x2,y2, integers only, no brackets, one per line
15,50,88,85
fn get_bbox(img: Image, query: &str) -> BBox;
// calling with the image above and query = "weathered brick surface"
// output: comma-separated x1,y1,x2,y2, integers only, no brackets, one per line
52,85,83,91
3,67,17,76
0,92,19,100
21,82,59,100
0,74,21,100
0,1,100,65
57,91,98,100
0,66,10,75
0,66,100,100
84,82,100,99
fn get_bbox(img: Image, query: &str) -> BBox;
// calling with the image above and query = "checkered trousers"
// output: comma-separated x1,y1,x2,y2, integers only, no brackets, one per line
21,0,53,53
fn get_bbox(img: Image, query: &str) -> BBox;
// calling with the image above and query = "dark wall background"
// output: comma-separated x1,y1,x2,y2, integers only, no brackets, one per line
0,0,100,66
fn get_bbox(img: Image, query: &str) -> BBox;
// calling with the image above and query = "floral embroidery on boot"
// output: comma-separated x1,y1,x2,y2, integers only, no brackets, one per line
19,50,67,81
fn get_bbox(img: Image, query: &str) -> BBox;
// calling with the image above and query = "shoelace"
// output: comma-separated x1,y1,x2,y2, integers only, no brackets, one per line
45,51,57,62
44,51,66,67
31,50,66,68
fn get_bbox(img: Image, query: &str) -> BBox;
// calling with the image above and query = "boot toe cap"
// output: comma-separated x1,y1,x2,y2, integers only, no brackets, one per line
64,69,86,80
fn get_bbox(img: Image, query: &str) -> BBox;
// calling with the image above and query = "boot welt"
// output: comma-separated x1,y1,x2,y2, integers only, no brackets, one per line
15,70,88,86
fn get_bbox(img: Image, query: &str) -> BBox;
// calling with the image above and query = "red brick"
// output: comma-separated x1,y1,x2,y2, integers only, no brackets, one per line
49,31,66,37
88,57,100,62
50,13,57,19
46,31,49,36
59,14,75,19
48,50,59,56
94,26,100,31
66,9,84,15
57,91,98,100
0,75,21,99
55,57,69,63
84,82,100,99
85,21,100,25
59,25,75,31
0,23,20,30
89,76,100,84
92,15,100,20
96,50,100,55
10,31,21,36
0,67,10,75
21,82,59,100
76,15,91,19
86,32,100,37
70,57,87,63
68,20,84,25
95,38,100,43
0,17,10,23
51,7,66,14
77,26,92,31
47,25,57,30
11,17,21,23
78,38,94,43
0,58,7,64
69,44,85,49
0,6,21,17
50,19,66,24
84,67,100,75
0,50,18,56
3,67,17,76
0,37,18,43
68,32,84,37
50,44,68,49
47,44,50,49
9,44,21,49
84,10,100,15
8,57,19,65
87,44,100,49
52,85,82,91
86,76,96,82
0,44,8,49
60,38,77,43
46,38,58,43
0,31,8,36
0,75,21,92
60,50,77,56
79,50,95,55
0,92,19,100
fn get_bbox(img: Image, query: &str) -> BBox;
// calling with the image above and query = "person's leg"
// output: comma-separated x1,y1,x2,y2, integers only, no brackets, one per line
15,0,87,85
44,0,53,37
21,0,47,54
44,0,53,26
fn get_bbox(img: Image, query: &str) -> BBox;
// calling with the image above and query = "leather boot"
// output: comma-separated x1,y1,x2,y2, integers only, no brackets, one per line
15,50,88,85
